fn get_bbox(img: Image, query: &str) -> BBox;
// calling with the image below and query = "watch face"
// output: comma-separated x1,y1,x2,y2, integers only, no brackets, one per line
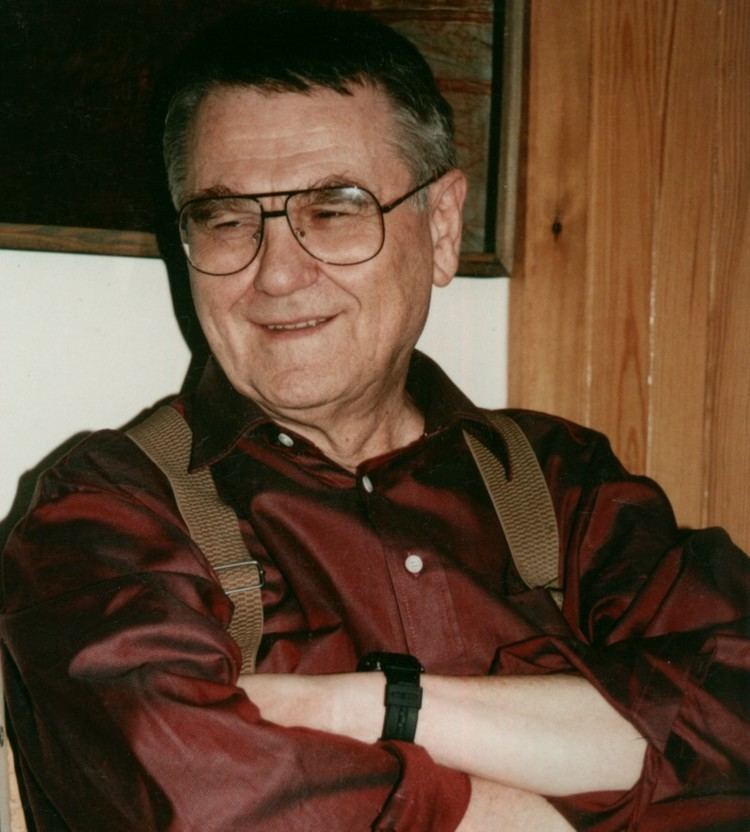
357,651,424,674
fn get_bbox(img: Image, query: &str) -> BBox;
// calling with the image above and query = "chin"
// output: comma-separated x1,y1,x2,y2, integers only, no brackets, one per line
259,389,344,417
236,370,348,415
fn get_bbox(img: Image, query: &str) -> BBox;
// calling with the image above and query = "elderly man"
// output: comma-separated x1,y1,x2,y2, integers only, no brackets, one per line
2,6,748,831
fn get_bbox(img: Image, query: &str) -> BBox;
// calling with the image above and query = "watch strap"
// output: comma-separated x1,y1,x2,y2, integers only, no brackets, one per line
357,652,424,742
382,677,423,741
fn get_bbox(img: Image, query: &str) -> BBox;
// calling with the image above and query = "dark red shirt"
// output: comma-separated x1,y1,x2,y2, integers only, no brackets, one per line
2,353,748,830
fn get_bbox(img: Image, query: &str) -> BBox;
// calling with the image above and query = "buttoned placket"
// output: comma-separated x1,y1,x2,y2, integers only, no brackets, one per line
354,458,466,665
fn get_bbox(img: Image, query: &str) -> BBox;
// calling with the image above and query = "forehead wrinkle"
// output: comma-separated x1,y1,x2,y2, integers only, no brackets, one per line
185,86,408,202
192,97,358,163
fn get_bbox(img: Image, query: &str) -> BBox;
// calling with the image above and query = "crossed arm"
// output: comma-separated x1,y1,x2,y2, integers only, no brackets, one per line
239,671,647,829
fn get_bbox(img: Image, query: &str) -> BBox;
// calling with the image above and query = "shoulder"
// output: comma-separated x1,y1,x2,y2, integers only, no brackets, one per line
1,404,203,612
33,401,189,504
485,408,624,477
488,407,604,442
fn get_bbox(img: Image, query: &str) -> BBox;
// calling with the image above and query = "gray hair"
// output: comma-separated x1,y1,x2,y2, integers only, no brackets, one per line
162,5,456,207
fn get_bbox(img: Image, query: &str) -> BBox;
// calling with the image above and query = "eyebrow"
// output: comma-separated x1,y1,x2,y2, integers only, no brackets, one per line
183,184,239,203
183,174,368,204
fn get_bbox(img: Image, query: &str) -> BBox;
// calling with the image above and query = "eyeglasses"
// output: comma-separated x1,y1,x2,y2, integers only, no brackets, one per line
177,175,439,276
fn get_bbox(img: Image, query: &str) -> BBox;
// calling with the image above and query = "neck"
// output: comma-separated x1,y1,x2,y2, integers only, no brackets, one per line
265,385,425,471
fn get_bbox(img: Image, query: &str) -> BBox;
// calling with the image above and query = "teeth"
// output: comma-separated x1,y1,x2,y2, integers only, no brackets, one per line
266,318,326,331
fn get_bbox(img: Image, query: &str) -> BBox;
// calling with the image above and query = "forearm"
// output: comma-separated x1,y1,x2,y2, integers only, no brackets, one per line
417,673,645,795
239,673,575,827
458,777,573,831
241,672,646,796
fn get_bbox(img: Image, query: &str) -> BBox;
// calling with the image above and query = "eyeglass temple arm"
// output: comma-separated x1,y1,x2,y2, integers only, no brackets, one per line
380,172,443,214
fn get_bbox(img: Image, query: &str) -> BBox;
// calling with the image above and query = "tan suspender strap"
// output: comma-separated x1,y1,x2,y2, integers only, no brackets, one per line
463,412,562,607
127,406,264,673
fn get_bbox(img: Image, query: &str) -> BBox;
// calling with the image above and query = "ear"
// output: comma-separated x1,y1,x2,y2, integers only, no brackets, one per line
428,169,467,287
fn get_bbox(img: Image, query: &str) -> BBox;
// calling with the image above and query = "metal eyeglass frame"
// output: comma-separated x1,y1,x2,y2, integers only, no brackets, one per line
178,173,441,276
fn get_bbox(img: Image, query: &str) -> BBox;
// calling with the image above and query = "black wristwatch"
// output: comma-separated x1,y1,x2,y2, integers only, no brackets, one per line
357,651,424,742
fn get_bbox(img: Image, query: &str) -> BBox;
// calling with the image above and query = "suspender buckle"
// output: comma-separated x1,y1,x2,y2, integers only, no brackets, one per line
214,558,266,595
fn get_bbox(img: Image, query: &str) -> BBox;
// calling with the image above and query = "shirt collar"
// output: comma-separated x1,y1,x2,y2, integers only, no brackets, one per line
187,350,500,470
187,356,270,470
407,351,487,433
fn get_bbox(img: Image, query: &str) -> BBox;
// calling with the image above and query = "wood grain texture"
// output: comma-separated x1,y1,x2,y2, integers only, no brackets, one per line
585,0,673,473
0,224,159,259
647,1,718,523
705,0,750,540
513,0,750,549
509,0,592,418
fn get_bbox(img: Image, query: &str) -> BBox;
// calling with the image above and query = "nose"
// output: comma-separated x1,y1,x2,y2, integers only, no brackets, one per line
251,211,320,297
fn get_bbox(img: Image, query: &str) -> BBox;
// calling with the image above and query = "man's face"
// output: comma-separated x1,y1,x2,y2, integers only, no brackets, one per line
183,85,460,419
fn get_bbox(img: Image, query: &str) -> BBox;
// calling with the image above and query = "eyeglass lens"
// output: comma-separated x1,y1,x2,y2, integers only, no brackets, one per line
179,186,386,275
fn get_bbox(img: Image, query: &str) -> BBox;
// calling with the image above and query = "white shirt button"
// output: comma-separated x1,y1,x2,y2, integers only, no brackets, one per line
404,554,424,575
361,474,374,493
277,432,294,448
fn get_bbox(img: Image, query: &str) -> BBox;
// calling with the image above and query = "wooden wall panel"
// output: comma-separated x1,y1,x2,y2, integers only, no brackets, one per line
508,0,592,420
512,0,750,551
647,2,718,522
586,0,673,472
706,2,750,538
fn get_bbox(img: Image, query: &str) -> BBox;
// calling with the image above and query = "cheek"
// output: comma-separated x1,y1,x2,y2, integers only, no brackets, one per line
190,275,242,333
354,270,431,360
376,233,434,322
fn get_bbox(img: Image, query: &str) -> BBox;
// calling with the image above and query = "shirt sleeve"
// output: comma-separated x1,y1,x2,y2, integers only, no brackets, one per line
494,414,750,831
0,431,469,832
496,423,750,832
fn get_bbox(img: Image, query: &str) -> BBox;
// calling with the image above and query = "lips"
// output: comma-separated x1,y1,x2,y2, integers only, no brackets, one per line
261,316,333,332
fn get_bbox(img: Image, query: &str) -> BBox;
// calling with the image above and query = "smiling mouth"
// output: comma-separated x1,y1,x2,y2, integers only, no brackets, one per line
263,317,332,332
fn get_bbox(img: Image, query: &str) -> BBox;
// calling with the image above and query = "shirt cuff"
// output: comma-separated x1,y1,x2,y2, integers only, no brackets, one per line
373,741,471,831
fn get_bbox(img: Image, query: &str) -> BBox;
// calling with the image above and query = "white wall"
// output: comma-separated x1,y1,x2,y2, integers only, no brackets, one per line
1,249,508,524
